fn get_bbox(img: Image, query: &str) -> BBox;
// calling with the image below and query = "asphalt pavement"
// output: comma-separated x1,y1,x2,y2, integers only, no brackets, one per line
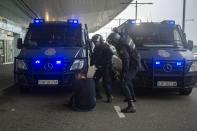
0,65,197,131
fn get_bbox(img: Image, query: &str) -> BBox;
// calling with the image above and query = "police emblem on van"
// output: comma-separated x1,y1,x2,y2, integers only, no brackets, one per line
44,63,53,71
163,64,172,72
158,50,170,58
45,48,56,56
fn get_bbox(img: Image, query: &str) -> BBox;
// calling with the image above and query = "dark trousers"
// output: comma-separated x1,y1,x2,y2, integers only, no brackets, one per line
122,79,136,101
93,66,112,98
122,71,137,101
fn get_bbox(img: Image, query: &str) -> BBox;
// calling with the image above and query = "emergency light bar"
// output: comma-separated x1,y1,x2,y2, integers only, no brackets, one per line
128,19,141,25
33,19,45,24
67,19,79,24
161,20,175,26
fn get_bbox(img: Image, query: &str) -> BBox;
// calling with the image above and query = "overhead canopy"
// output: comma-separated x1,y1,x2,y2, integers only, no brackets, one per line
0,0,132,32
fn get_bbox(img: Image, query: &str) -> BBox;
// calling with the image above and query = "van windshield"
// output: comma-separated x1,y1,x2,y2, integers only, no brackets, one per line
130,24,183,47
24,24,82,47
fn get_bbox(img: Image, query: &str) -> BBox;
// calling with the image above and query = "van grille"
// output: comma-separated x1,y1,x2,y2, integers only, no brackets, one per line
142,60,190,75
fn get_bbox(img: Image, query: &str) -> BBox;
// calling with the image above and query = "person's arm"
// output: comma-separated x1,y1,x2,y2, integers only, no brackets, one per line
119,47,130,75
105,45,113,63
120,47,130,72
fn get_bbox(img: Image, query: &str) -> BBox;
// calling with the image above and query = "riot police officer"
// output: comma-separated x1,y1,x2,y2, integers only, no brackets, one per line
107,32,140,113
91,34,113,103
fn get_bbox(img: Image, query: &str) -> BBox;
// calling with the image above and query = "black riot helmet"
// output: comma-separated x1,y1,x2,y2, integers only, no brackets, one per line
107,32,121,47
120,34,136,51
91,34,104,45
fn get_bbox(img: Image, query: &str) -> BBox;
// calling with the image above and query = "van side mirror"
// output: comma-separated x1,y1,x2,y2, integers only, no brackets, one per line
188,40,193,51
17,38,23,49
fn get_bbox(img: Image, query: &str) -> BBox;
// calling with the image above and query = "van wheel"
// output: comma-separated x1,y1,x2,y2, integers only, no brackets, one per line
179,88,193,96
19,86,31,93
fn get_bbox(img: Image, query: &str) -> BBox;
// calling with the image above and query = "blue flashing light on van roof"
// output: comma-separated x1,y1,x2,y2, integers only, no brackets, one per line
129,19,137,24
73,19,78,24
128,19,141,25
67,19,79,24
33,19,45,24
161,20,175,26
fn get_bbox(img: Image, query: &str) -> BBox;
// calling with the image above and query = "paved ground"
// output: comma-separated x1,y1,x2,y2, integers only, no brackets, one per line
0,64,14,92
0,65,197,131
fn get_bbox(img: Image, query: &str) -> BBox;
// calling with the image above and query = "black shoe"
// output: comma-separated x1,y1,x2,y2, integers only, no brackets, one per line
65,102,72,109
123,98,136,102
121,106,136,113
121,102,136,113
105,95,113,103
123,98,128,102
107,97,112,103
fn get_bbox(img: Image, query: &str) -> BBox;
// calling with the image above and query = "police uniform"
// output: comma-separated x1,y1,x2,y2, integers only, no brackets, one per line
91,34,113,103
107,32,140,113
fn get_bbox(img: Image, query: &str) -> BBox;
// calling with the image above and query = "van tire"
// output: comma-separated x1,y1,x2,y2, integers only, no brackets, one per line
19,86,31,93
179,88,193,96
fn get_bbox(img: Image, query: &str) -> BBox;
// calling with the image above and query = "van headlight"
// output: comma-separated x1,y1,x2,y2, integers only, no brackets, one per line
17,59,27,70
70,59,84,71
189,61,197,72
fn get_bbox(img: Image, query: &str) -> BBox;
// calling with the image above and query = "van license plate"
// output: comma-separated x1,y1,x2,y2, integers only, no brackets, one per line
157,81,177,87
38,80,58,85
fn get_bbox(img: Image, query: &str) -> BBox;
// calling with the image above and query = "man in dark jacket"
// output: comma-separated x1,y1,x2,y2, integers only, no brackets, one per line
91,34,113,103
107,32,140,113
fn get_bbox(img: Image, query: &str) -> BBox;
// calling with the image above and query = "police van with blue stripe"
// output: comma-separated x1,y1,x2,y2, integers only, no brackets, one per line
116,19,197,95
14,19,91,91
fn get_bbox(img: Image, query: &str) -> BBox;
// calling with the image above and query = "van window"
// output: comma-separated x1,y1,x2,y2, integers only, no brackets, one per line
130,24,183,47
173,29,183,46
24,25,82,47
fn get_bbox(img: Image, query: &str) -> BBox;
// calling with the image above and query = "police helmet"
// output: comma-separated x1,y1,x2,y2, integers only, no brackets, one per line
107,32,121,47
91,34,104,45
112,27,118,33
120,34,136,51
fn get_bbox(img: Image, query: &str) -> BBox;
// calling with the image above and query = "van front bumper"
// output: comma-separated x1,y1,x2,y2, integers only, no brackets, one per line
14,57,88,88
15,72,75,87
134,71,197,88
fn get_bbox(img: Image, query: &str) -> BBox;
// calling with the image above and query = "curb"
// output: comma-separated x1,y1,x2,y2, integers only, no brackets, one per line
0,84,14,95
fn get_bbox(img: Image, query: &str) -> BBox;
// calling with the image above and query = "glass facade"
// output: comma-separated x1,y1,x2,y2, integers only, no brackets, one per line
0,17,24,65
